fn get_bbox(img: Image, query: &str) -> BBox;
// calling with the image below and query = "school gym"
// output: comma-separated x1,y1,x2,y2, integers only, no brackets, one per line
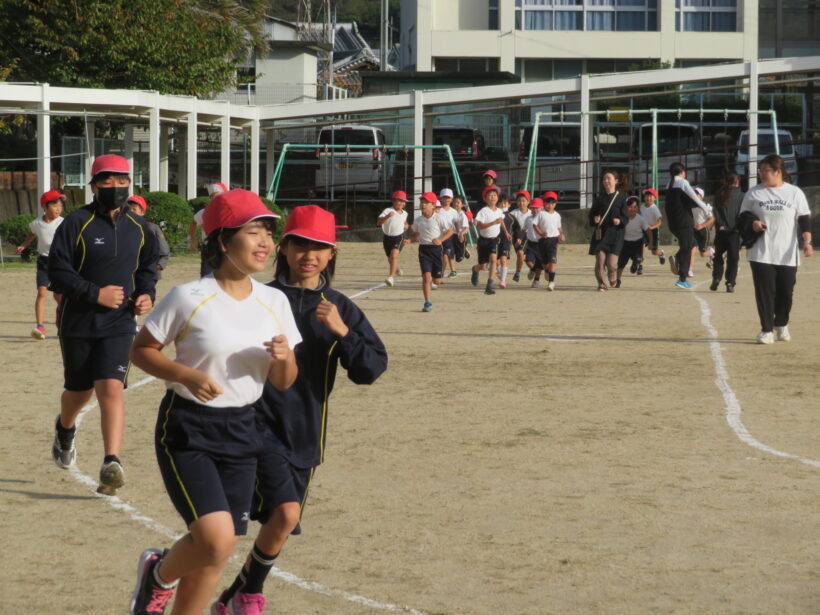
1,240,817,614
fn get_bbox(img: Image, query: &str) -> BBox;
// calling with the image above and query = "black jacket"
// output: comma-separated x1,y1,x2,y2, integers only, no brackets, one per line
588,192,628,232
257,275,388,468
664,176,707,234
714,186,744,231
48,202,158,338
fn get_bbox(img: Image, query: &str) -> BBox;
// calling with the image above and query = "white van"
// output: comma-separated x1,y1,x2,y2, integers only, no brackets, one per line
315,125,386,194
633,122,705,188
735,129,798,184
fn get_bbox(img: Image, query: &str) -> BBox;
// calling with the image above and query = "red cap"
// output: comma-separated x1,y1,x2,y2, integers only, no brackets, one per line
40,189,66,208
420,191,438,204
127,195,148,211
542,191,559,202
465,209,474,221
90,154,130,179
643,187,658,199
514,190,531,201
482,185,501,200
391,190,408,202
202,189,280,237
530,198,544,208
283,204,336,247
483,169,497,179
207,182,228,196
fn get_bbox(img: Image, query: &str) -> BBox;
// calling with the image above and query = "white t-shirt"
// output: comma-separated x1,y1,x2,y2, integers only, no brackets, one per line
510,209,531,234
411,213,449,245
193,208,207,241
453,210,470,233
436,206,458,231
533,210,562,239
692,202,713,227
640,204,662,227
740,183,811,267
524,215,541,242
379,207,408,236
144,275,302,408
624,214,650,242
475,206,504,238
29,215,64,257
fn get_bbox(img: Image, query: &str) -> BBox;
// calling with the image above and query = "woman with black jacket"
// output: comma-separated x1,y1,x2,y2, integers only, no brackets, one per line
710,172,744,292
588,170,629,291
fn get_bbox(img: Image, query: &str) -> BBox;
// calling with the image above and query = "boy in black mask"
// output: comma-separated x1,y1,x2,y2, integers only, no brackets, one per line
48,154,159,496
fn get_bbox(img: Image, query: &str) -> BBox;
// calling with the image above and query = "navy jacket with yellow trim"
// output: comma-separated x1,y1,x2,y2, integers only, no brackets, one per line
48,202,158,338
257,275,388,468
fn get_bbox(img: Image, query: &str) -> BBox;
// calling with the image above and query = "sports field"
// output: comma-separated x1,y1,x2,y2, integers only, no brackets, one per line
1,242,818,614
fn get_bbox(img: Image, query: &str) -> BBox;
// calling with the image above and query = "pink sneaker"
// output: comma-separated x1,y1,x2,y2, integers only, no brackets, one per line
213,591,266,615
498,281,506,289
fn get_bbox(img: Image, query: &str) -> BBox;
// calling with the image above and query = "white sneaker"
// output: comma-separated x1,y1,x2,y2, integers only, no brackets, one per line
397,268,403,276
431,283,438,290
774,325,791,342
756,331,775,345
531,280,540,288
547,281,555,291
97,460,125,496
688,269,694,277
385,276,394,287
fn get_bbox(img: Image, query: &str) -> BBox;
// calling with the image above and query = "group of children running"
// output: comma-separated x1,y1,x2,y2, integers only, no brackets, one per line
23,154,387,615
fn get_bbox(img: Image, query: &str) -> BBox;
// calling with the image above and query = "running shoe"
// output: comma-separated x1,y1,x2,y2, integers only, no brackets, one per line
630,263,638,274
614,279,622,288
484,282,495,295
212,591,267,615
513,271,521,282
130,549,175,615
726,282,735,293
422,300,432,312
688,269,694,277
636,264,643,275
547,281,555,291
448,271,458,278
527,269,535,281
430,283,438,290
464,249,470,259
710,280,719,291
396,268,403,276
52,415,76,469
31,325,46,340
385,276,394,287
659,254,666,265
669,255,679,275
97,459,125,496
675,280,692,289
706,257,713,269
498,281,506,289
470,268,479,287
531,280,540,288
756,331,774,345
774,325,791,342
598,283,608,292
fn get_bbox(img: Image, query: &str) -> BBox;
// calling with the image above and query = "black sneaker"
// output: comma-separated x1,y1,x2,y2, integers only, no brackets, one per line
52,415,76,469
710,279,719,291
484,282,495,295
726,282,735,293
630,263,638,274
464,248,471,259
659,254,666,265
614,279,622,288
130,549,175,614
470,268,479,287
513,271,520,282
636,264,643,275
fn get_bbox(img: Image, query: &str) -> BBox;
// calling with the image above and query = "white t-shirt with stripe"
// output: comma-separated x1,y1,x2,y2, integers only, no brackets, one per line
145,274,302,408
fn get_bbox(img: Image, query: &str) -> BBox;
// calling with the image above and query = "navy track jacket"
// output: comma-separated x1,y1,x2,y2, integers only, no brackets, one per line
257,275,388,468
48,202,158,338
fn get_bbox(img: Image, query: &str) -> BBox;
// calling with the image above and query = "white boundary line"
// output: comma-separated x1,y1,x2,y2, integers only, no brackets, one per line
691,287,820,469
67,282,432,615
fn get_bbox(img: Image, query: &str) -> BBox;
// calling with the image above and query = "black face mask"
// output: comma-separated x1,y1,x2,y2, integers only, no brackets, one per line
96,186,130,212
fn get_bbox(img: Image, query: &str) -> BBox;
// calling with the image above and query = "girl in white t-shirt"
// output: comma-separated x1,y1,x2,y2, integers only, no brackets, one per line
128,189,300,615
640,188,665,266
739,154,813,344
376,190,410,287
16,190,65,339
470,186,510,295
509,190,531,283
532,192,566,291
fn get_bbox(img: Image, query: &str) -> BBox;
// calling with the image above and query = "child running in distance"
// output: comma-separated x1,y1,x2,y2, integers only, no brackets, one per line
16,189,65,339
615,196,650,287
509,190,531,283
452,195,470,264
533,192,565,291
497,195,514,288
438,188,459,277
214,205,386,614
377,190,409,287
524,198,545,287
640,188,665,267
128,189,300,615
405,192,453,312
690,186,715,277
127,195,171,278
470,186,509,295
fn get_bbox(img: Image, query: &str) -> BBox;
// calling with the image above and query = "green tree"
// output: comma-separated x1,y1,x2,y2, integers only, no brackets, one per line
0,0,269,96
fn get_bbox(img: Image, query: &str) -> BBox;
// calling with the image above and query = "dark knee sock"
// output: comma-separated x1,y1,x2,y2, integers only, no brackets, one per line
240,544,279,595
548,272,555,282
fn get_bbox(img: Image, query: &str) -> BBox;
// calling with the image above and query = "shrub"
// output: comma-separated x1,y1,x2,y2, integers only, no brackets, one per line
1,213,37,260
189,196,210,213
260,197,287,239
142,191,193,252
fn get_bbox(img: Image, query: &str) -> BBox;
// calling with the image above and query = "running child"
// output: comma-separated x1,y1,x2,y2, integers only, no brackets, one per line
376,190,409,287
437,188,459,277
509,190,531,282
615,196,650,287
213,205,387,614
127,195,171,278
48,154,158,496
532,191,566,291
190,182,228,276
473,169,498,216
640,187,665,267
496,194,514,288
471,185,509,295
452,195,471,264
690,186,715,277
524,198,545,287
128,189,300,615
16,189,65,339
405,192,453,312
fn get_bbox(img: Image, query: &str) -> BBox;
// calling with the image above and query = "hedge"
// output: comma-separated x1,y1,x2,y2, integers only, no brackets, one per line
141,191,193,252
0,213,37,261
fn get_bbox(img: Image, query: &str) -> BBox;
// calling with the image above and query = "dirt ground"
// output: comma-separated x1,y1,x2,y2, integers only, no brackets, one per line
1,242,818,615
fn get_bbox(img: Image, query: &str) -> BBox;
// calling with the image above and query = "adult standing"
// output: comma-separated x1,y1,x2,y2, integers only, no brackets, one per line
588,170,628,291
664,162,710,289
739,154,813,344
710,172,743,292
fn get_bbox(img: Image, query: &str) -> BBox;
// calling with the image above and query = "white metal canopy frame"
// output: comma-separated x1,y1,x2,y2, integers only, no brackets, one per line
0,56,818,206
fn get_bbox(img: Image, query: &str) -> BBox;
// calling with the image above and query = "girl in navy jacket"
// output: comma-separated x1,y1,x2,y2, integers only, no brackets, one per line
214,205,387,614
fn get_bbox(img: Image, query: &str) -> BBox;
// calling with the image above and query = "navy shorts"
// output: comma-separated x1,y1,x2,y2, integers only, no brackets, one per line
441,236,455,259
649,228,660,249
251,420,313,532
36,255,50,288
538,237,559,265
524,241,543,268
382,234,403,257
694,228,709,252
495,236,511,259
59,334,134,391
617,239,644,269
418,244,443,278
155,391,261,535
477,236,499,265
454,237,466,262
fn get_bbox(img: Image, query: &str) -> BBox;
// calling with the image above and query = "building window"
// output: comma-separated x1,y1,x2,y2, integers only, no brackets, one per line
676,0,738,31
489,0,499,29
517,0,658,31
434,57,500,72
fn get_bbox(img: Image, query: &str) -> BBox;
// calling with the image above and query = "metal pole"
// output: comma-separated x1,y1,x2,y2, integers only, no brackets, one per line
651,108,658,191
380,0,389,71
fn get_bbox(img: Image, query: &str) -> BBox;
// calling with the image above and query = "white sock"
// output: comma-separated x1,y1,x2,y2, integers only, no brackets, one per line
500,266,508,282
